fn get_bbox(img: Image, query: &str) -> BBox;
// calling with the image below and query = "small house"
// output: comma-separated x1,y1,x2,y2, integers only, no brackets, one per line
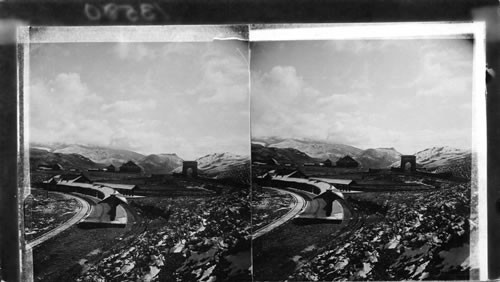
107,164,116,172
323,159,333,167
336,156,359,168
119,161,142,173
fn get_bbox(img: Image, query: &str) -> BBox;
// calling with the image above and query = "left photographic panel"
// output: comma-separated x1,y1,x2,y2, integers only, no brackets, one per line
18,26,251,282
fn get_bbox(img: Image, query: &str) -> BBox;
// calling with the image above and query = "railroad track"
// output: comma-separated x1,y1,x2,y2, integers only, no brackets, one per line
252,187,307,239
27,192,91,248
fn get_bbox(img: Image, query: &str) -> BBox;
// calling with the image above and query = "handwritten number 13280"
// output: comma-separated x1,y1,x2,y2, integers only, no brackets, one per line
84,3,166,22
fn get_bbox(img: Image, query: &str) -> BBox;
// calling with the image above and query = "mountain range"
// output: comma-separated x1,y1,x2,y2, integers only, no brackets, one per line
251,137,471,170
30,143,247,176
30,139,471,178
172,152,250,180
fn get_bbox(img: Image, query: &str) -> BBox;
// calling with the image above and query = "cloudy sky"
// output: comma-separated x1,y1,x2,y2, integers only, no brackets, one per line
29,41,250,159
251,39,474,154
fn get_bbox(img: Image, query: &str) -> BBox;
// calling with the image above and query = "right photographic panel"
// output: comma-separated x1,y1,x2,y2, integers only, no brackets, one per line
250,23,486,281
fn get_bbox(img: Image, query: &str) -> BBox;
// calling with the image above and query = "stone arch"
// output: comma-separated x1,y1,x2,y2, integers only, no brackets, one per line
182,161,198,177
400,155,416,172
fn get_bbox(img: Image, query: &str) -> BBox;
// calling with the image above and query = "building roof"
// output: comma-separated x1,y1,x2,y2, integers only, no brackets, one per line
271,176,344,199
121,161,140,167
44,174,90,184
94,182,137,190
310,177,354,185
337,155,358,162
54,182,127,202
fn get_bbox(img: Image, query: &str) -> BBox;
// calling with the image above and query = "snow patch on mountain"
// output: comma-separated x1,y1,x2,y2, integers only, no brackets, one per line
391,146,471,169
268,139,363,160
51,144,145,166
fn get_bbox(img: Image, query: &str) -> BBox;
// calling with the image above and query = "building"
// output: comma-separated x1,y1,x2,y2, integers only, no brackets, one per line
309,177,356,191
119,161,142,173
400,155,417,172
323,159,333,167
94,182,139,196
336,156,359,168
182,161,198,177
107,164,116,172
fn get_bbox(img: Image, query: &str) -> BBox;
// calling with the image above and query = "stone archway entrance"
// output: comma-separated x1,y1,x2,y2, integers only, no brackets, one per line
400,155,416,172
182,161,198,177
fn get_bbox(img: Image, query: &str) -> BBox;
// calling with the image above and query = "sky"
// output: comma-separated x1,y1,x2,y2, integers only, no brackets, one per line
250,39,474,154
29,41,250,160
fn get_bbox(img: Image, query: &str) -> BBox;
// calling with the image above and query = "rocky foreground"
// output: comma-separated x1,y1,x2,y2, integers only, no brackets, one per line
76,189,251,282
291,182,473,281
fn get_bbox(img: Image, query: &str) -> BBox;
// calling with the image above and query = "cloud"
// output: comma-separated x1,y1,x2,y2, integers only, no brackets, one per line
30,72,111,146
416,76,472,97
252,65,375,140
188,46,249,104
413,41,473,98
101,99,156,113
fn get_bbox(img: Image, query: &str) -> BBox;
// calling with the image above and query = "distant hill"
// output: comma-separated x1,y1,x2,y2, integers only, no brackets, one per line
413,146,471,169
391,146,471,169
251,138,473,175
252,137,404,168
137,154,183,174
30,143,250,179
171,152,250,182
29,148,102,171
356,148,402,169
389,146,472,179
267,139,363,161
32,143,145,167
196,152,250,180
31,143,182,174
52,145,145,167
251,143,316,165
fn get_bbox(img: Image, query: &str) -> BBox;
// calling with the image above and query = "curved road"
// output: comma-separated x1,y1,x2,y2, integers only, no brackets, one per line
28,192,91,248
252,187,308,239
253,186,358,281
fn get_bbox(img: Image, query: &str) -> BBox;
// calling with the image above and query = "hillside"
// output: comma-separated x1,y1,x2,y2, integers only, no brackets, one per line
389,146,472,178
391,146,471,169
251,143,316,165
252,138,404,169
50,144,145,167
268,139,362,161
356,148,402,169
29,148,101,171
30,143,186,173
197,152,250,180
414,146,471,168
137,154,183,174
172,152,250,182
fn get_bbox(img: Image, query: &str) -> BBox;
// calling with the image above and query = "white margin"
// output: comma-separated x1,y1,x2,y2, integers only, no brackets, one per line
471,21,488,281
18,25,248,43
250,22,476,41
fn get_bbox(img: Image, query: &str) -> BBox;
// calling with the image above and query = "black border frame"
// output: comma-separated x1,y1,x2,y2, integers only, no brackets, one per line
1,1,498,281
